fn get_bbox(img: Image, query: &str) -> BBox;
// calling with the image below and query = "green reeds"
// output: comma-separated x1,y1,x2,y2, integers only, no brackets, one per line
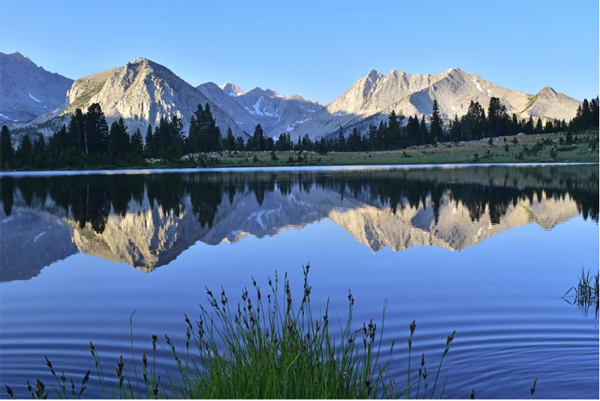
162,264,396,398
6,264,455,399
563,267,599,318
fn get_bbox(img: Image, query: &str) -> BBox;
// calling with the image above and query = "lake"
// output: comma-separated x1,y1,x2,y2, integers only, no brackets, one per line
0,164,598,399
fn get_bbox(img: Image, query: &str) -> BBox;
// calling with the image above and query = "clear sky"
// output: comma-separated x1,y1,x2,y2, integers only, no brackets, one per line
1,0,598,104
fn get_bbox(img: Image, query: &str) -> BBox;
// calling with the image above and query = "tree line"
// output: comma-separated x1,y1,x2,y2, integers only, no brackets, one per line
1,96,598,170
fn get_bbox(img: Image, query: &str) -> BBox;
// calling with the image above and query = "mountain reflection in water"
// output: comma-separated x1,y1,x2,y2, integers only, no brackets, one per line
1,165,597,282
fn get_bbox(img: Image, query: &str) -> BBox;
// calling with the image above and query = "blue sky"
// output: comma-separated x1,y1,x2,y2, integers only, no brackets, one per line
1,0,598,104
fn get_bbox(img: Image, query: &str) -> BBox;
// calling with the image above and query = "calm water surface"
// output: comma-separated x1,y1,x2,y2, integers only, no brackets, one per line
0,164,598,399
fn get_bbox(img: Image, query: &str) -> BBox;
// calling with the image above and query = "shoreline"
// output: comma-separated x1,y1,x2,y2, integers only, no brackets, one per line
0,161,598,177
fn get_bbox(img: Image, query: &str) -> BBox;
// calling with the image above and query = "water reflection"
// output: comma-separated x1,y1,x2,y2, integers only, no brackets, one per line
562,268,600,318
1,165,597,281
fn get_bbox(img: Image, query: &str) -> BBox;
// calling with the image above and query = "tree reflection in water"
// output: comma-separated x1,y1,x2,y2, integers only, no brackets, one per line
1,166,598,237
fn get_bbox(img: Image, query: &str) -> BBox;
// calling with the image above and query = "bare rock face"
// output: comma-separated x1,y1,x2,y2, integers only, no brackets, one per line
0,52,73,124
522,87,582,121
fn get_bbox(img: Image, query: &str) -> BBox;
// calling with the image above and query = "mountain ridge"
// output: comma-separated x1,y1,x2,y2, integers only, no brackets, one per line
1,53,583,140
289,67,581,139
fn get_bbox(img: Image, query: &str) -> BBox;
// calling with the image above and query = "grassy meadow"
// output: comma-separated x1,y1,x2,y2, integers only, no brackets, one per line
152,131,599,169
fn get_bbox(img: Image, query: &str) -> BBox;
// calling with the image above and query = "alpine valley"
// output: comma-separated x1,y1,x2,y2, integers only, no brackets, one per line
0,52,583,141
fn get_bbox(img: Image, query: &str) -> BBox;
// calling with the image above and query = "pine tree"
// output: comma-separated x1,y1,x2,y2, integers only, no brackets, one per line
581,99,592,127
337,126,346,151
388,111,400,149
487,97,509,137
510,113,520,136
0,125,14,169
108,117,130,161
85,103,109,156
591,97,599,128
570,97,599,131
430,100,443,144
144,124,154,158
154,117,171,158
253,124,265,151
524,116,534,135
405,115,417,147
461,101,486,140
301,134,313,151
168,115,184,159
16,134,33,167
225,127,235,151
235,136,245,152
203,103,221,152
419,115,428,145
32,134,47,168
449,114,462,143
49,124,68,155
535,117,543,134
67,108,86,156
347,127,361,151
130,128,144,161
188,104,203,153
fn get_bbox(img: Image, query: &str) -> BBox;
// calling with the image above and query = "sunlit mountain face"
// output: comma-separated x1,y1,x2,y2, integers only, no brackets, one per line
1,165,597,281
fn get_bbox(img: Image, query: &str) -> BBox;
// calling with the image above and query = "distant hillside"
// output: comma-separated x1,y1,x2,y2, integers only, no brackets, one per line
0,52,73,124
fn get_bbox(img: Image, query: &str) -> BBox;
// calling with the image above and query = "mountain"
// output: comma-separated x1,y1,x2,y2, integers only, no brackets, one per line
198,82,323,137
291,68,582,139
0,52,73,124
2,54,583,141
26,58,248,138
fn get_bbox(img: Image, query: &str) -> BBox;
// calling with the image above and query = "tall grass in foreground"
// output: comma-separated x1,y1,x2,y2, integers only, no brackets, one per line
5,264,456,399
562,267,599,318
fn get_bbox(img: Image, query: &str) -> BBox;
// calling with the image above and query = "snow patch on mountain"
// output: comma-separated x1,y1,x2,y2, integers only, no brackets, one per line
33,232,46,242
28,93,42,102
0,113,18,122
252,98,264,116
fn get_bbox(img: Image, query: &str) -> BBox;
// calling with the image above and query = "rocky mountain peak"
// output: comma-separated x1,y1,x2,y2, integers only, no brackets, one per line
5,51,28,61
220,83,245,97
132,57,150,64
366,68,383,82
445,67,466,78
264,89,285,98
539,86,557,95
